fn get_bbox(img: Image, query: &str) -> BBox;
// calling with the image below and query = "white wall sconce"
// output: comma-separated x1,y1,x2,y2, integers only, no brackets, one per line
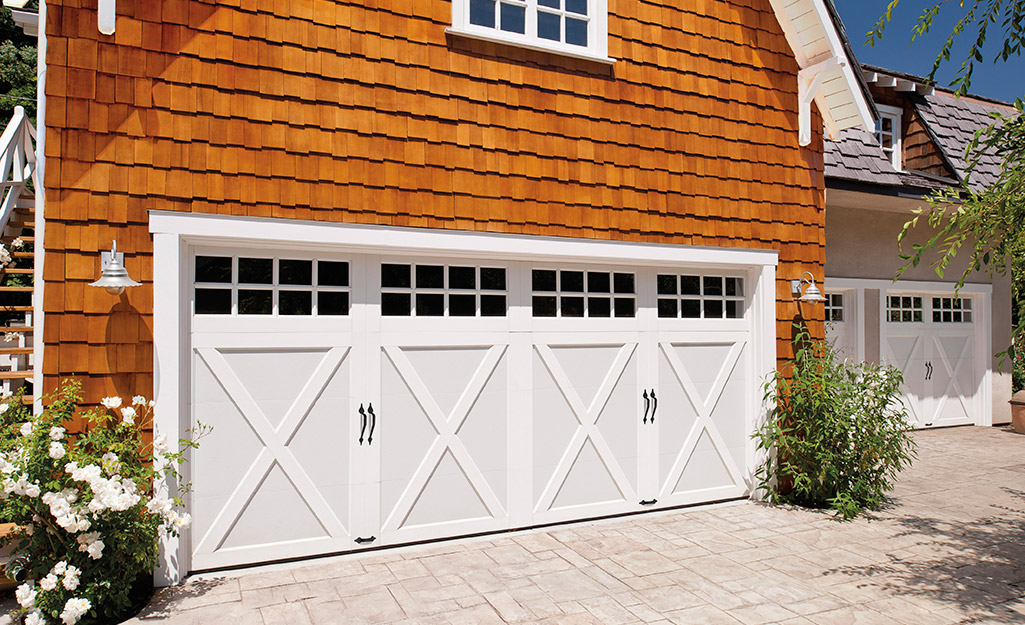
89,241,141,295
791,271,826,303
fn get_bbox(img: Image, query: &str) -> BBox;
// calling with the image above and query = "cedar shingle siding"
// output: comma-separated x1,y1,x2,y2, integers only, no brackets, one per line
42,0,826,402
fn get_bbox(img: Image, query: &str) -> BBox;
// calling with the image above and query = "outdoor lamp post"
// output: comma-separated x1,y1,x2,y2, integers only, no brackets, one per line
88,240,142,295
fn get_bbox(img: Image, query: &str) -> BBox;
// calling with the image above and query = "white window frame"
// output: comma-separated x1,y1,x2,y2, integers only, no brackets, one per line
448,0,613,64
874,104,902,171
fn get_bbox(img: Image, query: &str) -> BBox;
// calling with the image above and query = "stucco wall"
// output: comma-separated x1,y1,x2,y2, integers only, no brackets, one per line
826,201,1012,424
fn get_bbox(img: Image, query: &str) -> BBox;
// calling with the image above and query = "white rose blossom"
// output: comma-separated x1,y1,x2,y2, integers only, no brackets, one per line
60,597,91,625
100,396,122,409
63,565,81,591
50,426,65,440
49,441,66,460
132,395,147,406
15,583,36,608
0,403,8,414
120,406,136,425
25,611,46,625
19,421,32,437
39,573,58,591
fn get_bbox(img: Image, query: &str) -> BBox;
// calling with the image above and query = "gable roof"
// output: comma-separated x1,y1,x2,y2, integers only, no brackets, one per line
914,91,1014,191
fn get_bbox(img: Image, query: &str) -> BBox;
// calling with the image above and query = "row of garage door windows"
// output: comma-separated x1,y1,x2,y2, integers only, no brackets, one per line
192,255,746,319
825,293,974,324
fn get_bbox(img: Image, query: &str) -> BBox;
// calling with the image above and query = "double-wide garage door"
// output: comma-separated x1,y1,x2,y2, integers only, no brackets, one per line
187,247,762,571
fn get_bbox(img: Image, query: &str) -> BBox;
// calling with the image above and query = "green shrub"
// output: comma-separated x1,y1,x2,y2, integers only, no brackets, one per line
0,381,199,624
754,329,916,520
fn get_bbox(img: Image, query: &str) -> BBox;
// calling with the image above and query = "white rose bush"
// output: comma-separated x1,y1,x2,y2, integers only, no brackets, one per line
0,381,203,624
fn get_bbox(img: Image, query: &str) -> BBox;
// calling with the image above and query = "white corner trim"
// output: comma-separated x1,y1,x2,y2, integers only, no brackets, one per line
32,0,46,415
148,211,779,269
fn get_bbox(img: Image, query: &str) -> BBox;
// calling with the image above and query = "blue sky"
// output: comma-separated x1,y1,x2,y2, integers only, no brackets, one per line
833,1,1025,103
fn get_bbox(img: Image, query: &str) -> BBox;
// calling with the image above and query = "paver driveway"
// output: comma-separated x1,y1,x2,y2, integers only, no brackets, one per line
116,427,1025,623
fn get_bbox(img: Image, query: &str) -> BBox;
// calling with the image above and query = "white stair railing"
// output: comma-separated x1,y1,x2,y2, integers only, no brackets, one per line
0,106,37,230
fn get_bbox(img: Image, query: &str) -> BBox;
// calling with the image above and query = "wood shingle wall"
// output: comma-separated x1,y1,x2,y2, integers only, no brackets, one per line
42,0,826,406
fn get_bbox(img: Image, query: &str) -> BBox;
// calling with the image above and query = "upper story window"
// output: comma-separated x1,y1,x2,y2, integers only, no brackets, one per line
874,104,902,171
450,0,611,63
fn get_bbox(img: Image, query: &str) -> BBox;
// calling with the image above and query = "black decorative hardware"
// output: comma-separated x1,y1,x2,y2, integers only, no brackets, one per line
354,536,376,544
642,390,650,424
367,403,377,445
649,390,657,423
925,361,933,381
639,499,657,506
358,404,367,445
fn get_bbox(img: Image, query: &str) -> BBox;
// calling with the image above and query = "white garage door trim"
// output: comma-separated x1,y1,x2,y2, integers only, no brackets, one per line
825,277,993,429
151,211,778,585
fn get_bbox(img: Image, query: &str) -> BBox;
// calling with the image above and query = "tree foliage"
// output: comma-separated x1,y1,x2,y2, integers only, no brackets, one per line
0,5,37,120
869,1,1025,371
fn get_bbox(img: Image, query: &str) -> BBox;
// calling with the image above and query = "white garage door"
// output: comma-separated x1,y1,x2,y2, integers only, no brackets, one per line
883,293,980,428
186,246,762,571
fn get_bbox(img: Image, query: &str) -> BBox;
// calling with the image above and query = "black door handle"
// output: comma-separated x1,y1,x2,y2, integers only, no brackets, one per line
354,536,376,544
642,390,650,424
639,499,657,506
649,390,657,423
367,403,377,445
358,404,367,445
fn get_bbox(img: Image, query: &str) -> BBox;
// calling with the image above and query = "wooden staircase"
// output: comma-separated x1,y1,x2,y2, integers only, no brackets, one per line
0,106,38,403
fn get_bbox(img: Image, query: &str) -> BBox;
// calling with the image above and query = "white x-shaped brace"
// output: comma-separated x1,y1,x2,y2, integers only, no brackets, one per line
657,341,745,498
930,336,972,421
534,343,638,513
887,335,924,424
381,344,508,532
193,346,350,555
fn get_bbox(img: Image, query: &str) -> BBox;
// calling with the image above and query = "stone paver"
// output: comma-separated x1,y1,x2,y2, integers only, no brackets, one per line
9,426,1022,624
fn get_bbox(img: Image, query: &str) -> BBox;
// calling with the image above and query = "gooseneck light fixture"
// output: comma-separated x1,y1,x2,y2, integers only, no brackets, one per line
88,240,142,295
791,271,826,303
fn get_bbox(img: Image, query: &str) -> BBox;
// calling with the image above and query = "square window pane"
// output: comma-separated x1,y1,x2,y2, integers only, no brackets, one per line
588,297,611,317
657,299,677,318
195,288,230,314
319,291,349,315
416,265,444,289
280,290,312,315
963,299,972,310
196,256,231,283
680,275,700,295
449,266,476,290
533,295,557,317
238,258,272,284
537,10,560,41
318,261,349,287
901,296,912,308
470,0,496,27
933,311,942,322
500,2,525,33
952,298,962,309
561,271,584,292
481,267,506,291
614,298,635,318
890,296,900,307
382,293,411,316
533,269,557,292
280,259,312,285
912,311,922,322
681,299,701,318
933,297,941,308
902,310,911,322
481,294,506,316
565,17,587,46
704,299,723,318
613,273,635,294
953,311,962,322
416,293,444,316
566,0,587,15
964,311,973,322
538,0,559,7
239,290,272,315
382,264,411,288
725,300,742,319
588,272,610,293
703,276,723,296
657,275,677,295
562,296,584,317
943,311,952,322
890,311,901,322
913,297,922,308
450,293,476,316
725,277,742,297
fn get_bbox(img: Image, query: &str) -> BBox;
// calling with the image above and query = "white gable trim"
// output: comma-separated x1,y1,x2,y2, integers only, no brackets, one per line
767,0,875,145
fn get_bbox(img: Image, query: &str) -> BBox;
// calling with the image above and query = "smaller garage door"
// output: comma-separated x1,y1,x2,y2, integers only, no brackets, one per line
883,293,980,428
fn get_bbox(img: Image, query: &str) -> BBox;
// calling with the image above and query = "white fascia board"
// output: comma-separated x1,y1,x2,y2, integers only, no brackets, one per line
824,277,993,295
149,211,779,269
10,9,37,37
767,0,875,137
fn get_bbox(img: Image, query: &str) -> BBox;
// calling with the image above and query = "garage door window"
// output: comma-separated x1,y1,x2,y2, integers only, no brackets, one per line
933,297,972,323
194,255,350,316
531,269,635,317
887,295,923,322
657,274,744,319
825,293,844,321
381,263,507,317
